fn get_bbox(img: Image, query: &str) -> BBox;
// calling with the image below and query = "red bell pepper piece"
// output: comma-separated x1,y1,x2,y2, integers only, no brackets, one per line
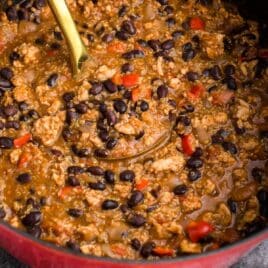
14,133,32,148
153,247,174,256
190,17,205,30
186,221,214,242
182,134,194,156
136,178,149,191
188,84,205,99
122,73,139,88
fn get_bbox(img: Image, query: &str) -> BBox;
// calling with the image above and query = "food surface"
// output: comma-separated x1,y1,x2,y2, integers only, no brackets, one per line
0,0,267,260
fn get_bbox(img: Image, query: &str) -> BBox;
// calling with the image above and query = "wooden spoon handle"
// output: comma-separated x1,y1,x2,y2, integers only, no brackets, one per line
47,0,88,75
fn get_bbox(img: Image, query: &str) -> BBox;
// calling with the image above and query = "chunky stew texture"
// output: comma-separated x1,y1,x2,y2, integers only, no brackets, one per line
0,0,267,260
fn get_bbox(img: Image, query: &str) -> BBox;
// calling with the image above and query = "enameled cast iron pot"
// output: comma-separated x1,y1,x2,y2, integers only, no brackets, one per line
0,0,268,267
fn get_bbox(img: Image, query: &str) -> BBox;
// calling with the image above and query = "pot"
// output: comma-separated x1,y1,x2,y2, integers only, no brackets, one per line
0,0,268,267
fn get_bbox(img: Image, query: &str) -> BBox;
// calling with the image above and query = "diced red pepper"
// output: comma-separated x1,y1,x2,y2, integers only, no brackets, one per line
131,87,152,102
110,245,127,257
46,50,58,57
18,153,29,168
181,134,195,156
190,17,205,30
122,73,139,88
58,186,81,199
186,221,214,242
136,178,149,191
212,90,234,105
14,133,32,148
188,84,205,99
153,247,174,256
107,41,127,53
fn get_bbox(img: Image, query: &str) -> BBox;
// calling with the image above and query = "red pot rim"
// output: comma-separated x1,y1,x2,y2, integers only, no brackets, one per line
1,220,267,264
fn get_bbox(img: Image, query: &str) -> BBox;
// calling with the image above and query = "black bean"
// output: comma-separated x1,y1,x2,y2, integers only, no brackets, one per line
66,110,78,125
87,166,104,176
166,17,176,27
120,204,129,213
75,103,88,114
4,105,18,117
188,169,201,181
186,157,203,169
120,170,135,182
118,5,128,17
102,200,119,210
114,99,127,114
68,208,83,218
18,9,29,20
210,65,222,80
16,173,31,184
105,110,117,126
86,33,95,42
128,214,146,227
251,167,264,182
123,90,132,100
182,48,196,62
161,39,174,50
115,30,130,41
226,77,237,90
186,71,199,81
106,138,118,150
121,63,134,73
22,211,42,227
244,220,266,236
227,199,237,213
88,181,106,191
0,121,4,130
40,197,47,206
257,189,268,204
18,101,28,111
140,241,156,258
137,39,148,47
140,100,149,111
223,37,234,53
177,115,191,126
62,127,72,141
104,170,115,184
131,238,141,250
122,50,145,60
121,20,136,35
66,241,81,252
183,104,195,113
147,39,161,51
51,43,61,50
27,226,42,238
47,73,58,87
172,30,184,40
5,120,19,131
103,79,118,93
173,184,188,195
0,208,6,219
98,130,109,142
34,0,46,9
0,78,13,90
163,5,174,14
99,103,107,114
102,33,114,43
89,82,103,96
67,166,85,174
222,141,237,154
62,92,75,102
6,6,18,21
0,137,13,149
157,85,168,99
0,67,13,81
192,147,203,157
71,145,91,158
94,148,109,158
224,64,235,76
35,37,46,45
9,51,20,62
128,190,144,207
67,176,80,187
157,0,168,5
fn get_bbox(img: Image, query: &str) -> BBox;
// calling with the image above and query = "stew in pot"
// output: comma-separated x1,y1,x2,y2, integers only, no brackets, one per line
0,0,267,260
